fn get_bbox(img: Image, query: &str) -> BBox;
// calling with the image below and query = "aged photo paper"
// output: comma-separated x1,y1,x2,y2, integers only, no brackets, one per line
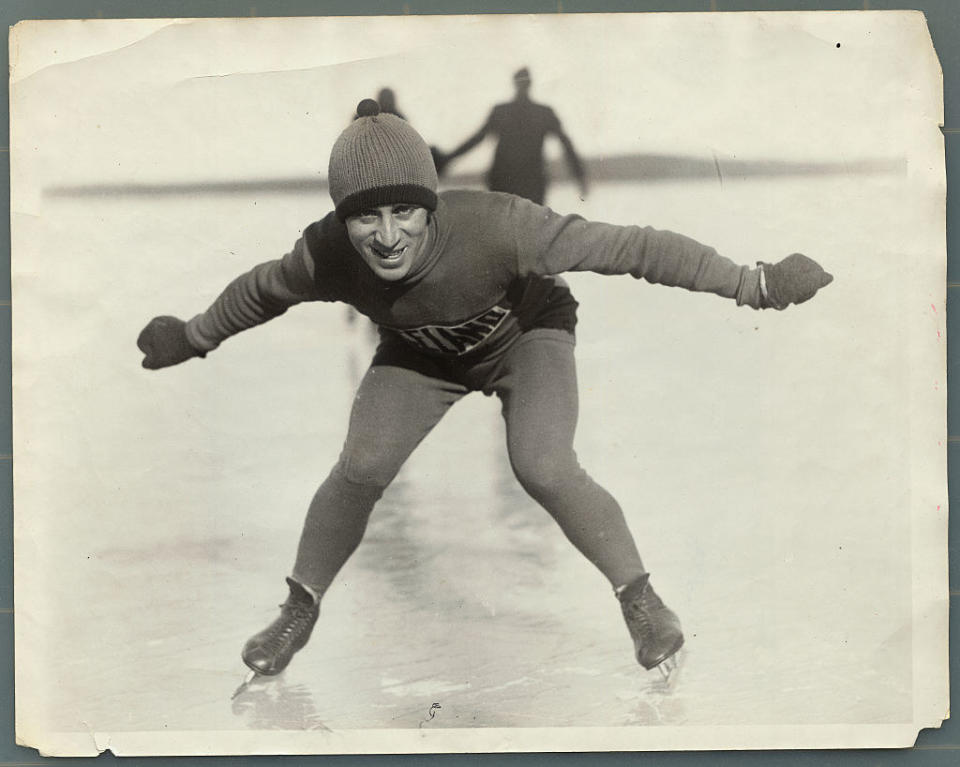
10,11,947,756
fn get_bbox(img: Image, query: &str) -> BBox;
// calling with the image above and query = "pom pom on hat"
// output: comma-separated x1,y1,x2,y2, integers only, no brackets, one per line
356,98,381,118
329,100,438,221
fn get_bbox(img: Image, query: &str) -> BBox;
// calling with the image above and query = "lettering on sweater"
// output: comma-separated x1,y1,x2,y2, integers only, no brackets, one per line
390,305,510,355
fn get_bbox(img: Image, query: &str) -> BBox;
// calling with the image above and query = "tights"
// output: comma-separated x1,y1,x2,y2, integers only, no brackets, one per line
292,328,646,595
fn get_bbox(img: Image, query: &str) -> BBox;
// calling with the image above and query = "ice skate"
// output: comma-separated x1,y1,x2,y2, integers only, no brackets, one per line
618,573,684,676
240,577,320,678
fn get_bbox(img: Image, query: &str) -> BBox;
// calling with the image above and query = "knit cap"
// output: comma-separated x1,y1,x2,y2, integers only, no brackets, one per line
328,99,438,221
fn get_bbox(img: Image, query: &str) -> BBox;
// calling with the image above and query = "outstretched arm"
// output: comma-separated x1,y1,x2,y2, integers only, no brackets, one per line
507,196,831,309
138,239,320,369
554,127,587,198
434,115,492,175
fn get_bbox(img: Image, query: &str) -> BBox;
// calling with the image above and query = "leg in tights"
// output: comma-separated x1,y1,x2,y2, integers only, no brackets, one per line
492,329,646,589
292,356,467,594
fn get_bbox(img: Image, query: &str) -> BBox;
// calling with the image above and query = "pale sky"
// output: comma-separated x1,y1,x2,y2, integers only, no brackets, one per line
11,11,941,202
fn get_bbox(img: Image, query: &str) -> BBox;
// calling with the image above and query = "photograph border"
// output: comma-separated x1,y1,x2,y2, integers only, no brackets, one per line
2,0,957,764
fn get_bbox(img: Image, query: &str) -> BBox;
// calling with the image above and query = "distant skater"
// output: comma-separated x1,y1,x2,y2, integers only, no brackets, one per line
138,100,832,686
354,87,407,121
375,87,405,120
434,67,587,204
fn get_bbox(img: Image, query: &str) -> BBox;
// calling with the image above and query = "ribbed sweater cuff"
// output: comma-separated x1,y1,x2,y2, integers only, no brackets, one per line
184,315,222,353
735,265,765,310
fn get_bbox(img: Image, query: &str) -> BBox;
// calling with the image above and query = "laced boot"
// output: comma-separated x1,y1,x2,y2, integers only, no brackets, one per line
618,573,684,672
242,577,320,676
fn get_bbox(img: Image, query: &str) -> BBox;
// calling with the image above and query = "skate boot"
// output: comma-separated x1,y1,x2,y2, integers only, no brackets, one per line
241,577,320,676
618,573,684,675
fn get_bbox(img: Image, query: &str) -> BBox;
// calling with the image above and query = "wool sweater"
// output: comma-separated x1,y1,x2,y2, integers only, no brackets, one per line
185,190,762,358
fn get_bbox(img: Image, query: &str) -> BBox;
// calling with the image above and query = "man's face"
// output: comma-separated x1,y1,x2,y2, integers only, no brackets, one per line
345,203,431,282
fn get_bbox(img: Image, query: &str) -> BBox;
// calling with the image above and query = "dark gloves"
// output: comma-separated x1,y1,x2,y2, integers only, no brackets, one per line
760,253,834,310
137,316,205,370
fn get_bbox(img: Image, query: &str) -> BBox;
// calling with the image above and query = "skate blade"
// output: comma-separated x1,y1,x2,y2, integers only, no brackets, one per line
231,670,258,700
657,657,677,679
653,649,684,688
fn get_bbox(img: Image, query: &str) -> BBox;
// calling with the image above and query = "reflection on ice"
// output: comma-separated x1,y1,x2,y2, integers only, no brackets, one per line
231,674,331,731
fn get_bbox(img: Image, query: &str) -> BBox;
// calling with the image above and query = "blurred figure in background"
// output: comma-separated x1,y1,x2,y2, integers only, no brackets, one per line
434,67,587,204
354,87,407,121
376,87,406,120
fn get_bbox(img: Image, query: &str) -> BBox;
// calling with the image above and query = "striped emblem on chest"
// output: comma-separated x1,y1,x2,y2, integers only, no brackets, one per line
389,305,510,355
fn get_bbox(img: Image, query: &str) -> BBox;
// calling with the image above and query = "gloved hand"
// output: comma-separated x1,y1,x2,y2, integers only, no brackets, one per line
137,316,205,369
760,253,834,309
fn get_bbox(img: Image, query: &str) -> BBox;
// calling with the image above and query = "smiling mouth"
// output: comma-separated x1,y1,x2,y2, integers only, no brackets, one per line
371,244,407,261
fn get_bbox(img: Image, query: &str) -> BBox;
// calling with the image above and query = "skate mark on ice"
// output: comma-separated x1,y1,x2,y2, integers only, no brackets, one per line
380,676,471,697
606,649,689,726
545,665,609,678
481,676,537,694
231,675,331,731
